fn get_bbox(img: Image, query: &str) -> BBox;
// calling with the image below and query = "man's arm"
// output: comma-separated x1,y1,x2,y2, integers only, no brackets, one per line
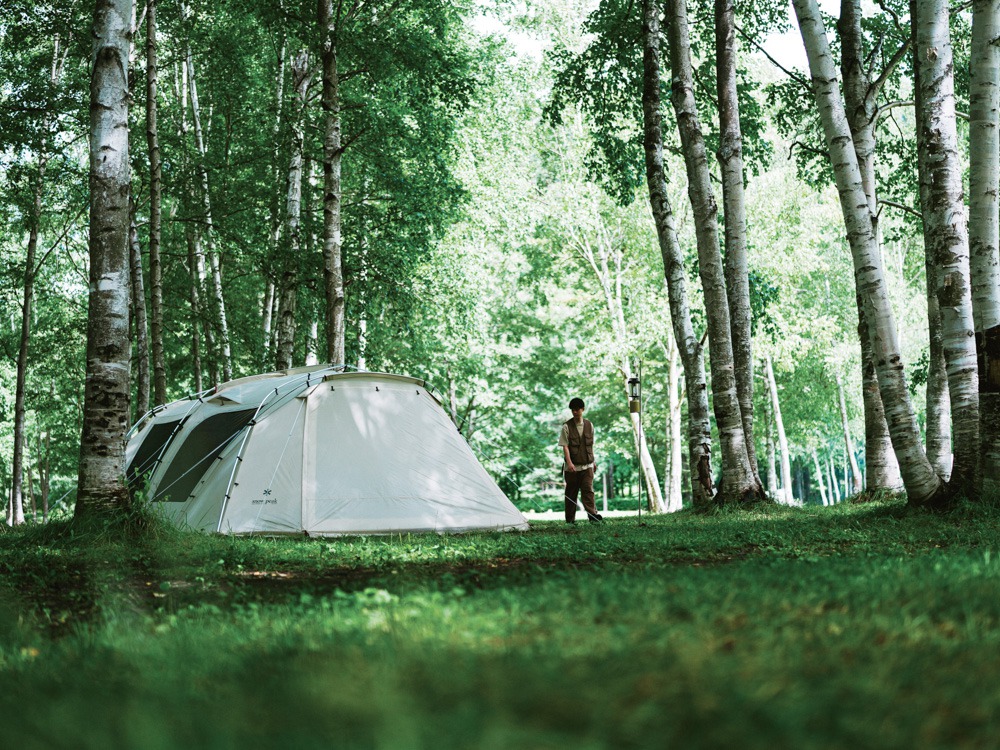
563,445,575,473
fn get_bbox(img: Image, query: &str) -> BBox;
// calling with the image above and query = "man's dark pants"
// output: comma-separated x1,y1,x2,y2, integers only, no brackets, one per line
564,466,598,522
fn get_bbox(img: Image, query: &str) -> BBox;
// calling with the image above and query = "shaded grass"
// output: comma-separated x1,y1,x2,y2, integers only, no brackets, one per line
2,499,1000,748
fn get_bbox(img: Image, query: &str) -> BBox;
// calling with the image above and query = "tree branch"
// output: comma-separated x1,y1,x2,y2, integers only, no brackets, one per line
788,140,829,160
877,197,922,221
735,22,812,92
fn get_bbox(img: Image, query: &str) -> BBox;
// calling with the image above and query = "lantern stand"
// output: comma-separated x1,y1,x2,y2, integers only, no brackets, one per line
628,363,642,522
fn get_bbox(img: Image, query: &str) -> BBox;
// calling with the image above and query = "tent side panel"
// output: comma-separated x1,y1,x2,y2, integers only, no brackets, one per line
218,398,307,534
303,381,527,534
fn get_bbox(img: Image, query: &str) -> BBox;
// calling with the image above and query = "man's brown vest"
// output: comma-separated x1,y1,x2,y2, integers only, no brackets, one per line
565,418,595,465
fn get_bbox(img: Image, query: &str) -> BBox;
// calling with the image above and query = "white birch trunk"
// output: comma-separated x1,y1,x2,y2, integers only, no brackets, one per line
320,0,346,365
146,0,166,406
764,397,778,498
129,207,149,418
667,0,762,504
185,41,232,382
76,0,134,518
716,0,759,479
838,0,905,491
665,333,684,511
970,0,1000,483
573,228,663,512
275,50,310,371
828,454,840,504
914,0,981,493
836,374,862,494
765,356,794,505
793,0,942,504
641,0,714,507
813,451,830,506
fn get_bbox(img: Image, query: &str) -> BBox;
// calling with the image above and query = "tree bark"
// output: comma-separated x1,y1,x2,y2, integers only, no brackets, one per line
145,0,166,406
793,0,942,505
764,396,778,498
765,356,794,504
664,332,684,511
813,450,829,505
641,0,714,508
275,50,310,371
667,0,763,504
835,374,862,494
913,0,981,495
969,0,1000,484
129,205,150,419
837,0,905,491
925,256,954,477
184,37,232,383
320,0,346,365
715,0,759,480
76,0,134,519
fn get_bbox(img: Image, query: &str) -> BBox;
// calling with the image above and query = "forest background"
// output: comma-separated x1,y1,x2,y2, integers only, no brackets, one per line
1,0,996,522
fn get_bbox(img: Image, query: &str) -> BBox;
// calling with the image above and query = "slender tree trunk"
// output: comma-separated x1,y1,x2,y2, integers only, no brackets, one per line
319,0,346,365
146,0,166,406
764,396,778,498
76,0,134,519
913,0,981,496
813,451,829,506
262,37,286,370
185,223,204,392
665,333,684,511
184,37,232,382
793,0,942,505
667,0,763,505
828,454,840,504
573,227,663,512
835,374,862,494
9,156,46,528
838,0,905,491
641,0,714,508
765,356,794,504
925,256,954,477
969,0,1000,484
129,205,149,419
276,50,310,371
715,0,759,480
38,431,50,523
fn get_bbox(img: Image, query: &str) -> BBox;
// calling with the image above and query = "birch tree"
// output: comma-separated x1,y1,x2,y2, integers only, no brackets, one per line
912,0,981,494
667,0,764,504
76,0,134,518
837,0,906,491
319,0,345,366
969,0,1000,484
765,355,795,504
145,0,166,406
792,0,943,505
716,0,760,479
641,0,714,507
275,50,310,371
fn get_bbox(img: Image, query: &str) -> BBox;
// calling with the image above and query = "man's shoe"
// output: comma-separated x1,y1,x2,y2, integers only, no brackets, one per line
587,512,603,523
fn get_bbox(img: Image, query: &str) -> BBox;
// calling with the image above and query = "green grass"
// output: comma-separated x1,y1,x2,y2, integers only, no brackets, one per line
2,499,1000,748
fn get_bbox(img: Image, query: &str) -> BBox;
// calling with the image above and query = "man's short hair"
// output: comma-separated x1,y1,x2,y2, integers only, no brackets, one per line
569,397,585,411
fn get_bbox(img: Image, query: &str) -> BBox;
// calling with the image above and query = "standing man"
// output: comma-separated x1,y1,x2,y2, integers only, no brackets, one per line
559,397,603,524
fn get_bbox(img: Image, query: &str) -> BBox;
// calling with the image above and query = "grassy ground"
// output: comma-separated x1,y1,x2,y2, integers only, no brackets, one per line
2,499,1000,749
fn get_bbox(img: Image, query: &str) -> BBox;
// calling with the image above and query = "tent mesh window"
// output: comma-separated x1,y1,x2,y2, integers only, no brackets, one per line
125,420,182,501
153,409,257,503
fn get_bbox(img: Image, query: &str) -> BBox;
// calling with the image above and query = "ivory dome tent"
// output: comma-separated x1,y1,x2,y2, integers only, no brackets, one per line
124,366,529,535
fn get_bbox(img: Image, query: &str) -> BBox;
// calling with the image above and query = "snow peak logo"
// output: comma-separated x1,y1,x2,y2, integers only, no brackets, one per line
252,489,278,505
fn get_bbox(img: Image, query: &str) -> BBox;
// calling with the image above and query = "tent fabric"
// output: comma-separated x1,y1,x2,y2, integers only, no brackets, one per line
124,366,528,536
